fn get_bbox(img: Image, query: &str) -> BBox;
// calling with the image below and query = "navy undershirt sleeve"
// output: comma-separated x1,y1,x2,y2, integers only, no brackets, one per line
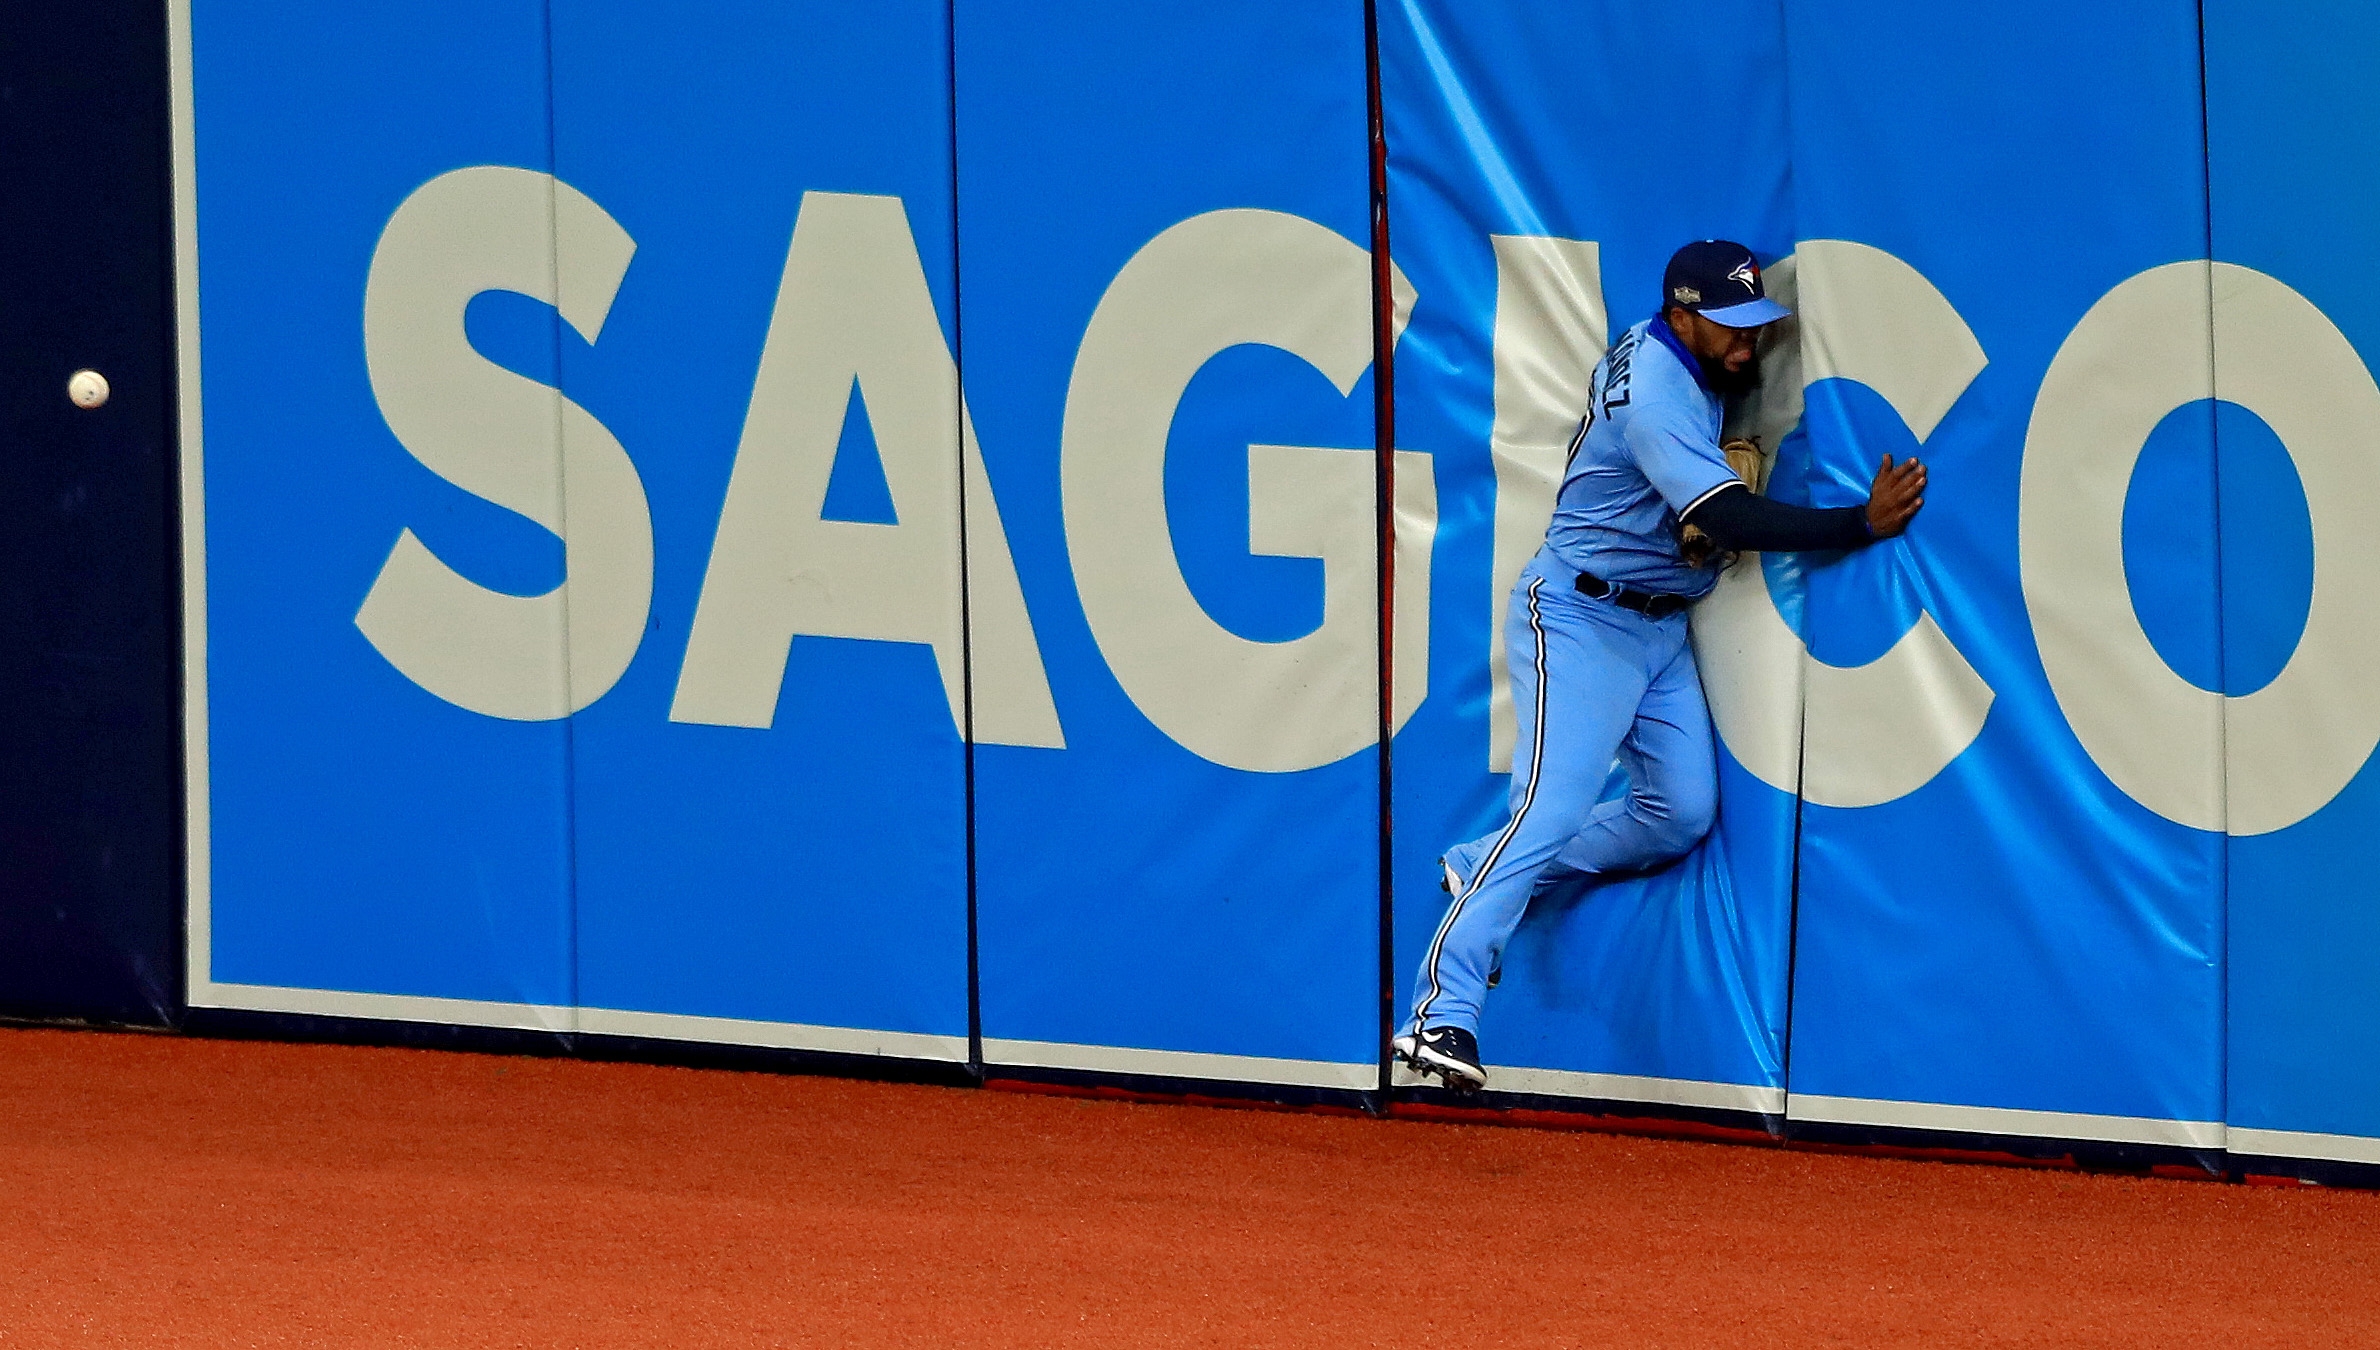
1683,483,1873,552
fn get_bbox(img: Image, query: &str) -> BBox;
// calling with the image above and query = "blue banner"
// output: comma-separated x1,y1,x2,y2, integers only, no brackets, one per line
171,0,2380,1167
186,1,973,1055
1379,0,1797,1112
1778,0,2223,1142
548,1,970,1052
2208,0,2380,1165
189,1,578,1017
956,1,1386,1087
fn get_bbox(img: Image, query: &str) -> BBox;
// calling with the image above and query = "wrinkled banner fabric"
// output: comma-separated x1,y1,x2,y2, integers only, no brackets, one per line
1778,0,2223,1149
1378,0,1797,1115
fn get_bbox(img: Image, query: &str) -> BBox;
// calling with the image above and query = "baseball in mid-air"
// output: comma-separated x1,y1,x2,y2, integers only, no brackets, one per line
68,369,109,410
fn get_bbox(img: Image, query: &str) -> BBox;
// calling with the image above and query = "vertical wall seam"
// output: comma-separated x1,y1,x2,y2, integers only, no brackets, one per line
948,0,984,1080
1772,0,1806,1139
1363,0,1397,1105
1780,650,1808,1136
2195,0,2231,1162
540,0,583,1040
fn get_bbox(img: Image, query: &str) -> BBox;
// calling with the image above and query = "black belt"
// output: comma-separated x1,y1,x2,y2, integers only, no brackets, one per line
1574,570,1691,617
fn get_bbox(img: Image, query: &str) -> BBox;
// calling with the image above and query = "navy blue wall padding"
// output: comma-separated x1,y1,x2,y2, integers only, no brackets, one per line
0,0,183,1025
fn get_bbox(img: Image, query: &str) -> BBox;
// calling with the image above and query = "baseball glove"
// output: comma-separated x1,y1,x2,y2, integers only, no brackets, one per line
1720,435,1766,492
1679,436,1766,568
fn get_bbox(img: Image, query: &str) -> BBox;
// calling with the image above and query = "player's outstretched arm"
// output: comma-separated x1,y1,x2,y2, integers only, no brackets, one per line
1682,453,1928,554
1684,486,1867,552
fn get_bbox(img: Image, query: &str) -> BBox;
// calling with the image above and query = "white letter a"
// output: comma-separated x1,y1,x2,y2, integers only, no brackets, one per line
670,191,1061,747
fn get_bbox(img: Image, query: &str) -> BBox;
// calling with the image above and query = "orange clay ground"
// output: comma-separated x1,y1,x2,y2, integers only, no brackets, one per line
0,1026,2374,1348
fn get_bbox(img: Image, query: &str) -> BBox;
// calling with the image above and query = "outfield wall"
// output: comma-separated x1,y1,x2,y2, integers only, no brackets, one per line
12,0,2380,1178
0,0,182,1027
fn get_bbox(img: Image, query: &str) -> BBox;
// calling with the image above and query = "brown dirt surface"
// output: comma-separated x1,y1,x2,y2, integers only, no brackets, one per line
0,1026,2374,1348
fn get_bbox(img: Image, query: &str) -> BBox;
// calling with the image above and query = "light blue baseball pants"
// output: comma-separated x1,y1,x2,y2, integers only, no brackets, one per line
1406,549,1718,1037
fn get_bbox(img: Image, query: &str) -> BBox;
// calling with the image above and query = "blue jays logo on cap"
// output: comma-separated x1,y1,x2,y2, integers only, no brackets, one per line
1663,239,1791,329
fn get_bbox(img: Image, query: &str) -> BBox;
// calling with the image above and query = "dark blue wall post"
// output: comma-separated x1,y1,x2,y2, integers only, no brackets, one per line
0,0,184,1025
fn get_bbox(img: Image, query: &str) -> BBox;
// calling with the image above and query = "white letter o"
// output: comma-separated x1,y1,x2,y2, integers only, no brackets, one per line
2021,261,2380,835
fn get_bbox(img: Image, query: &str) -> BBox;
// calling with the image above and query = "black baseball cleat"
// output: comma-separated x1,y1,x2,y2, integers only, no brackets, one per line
1393,1024,1486,1092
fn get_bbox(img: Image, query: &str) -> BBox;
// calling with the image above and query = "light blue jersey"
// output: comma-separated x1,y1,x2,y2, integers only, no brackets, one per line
1544,317,1741,597
1401,317,1738,1048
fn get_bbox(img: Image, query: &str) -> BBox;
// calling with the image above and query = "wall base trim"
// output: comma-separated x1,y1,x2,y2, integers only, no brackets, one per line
982,1038,1375,1091
190,982,967,1062
1788,1093,2225,1150
2228,1126,2380,1167
1390,1061,1784,1115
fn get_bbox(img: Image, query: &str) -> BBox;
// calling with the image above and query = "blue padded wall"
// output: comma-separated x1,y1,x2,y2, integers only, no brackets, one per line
1378,0,1797,1115
1778,0,2224,1148
139,0,2380,1179
187,0,578,1020
956,1,1384,1088
0,0,182,1025
2208,0,2380,1169
549,1,969,1057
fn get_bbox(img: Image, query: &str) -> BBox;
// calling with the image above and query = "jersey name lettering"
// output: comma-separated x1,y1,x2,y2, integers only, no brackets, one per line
1597,327,1638,417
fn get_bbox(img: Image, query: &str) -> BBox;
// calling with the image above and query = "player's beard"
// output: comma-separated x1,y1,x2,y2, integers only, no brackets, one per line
1703,349,1762,398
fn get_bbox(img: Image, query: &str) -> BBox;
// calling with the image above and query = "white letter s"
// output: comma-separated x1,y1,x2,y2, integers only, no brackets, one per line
356,165,650,720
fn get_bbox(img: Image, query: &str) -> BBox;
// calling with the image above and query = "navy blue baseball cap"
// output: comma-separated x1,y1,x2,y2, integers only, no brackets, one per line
1662,239,1790,328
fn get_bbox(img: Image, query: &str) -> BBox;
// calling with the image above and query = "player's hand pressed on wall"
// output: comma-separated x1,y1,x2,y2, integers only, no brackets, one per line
1864,453,1926,538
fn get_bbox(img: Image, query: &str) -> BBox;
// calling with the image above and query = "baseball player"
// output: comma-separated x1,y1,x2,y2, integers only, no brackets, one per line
1394,239,1927,1091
